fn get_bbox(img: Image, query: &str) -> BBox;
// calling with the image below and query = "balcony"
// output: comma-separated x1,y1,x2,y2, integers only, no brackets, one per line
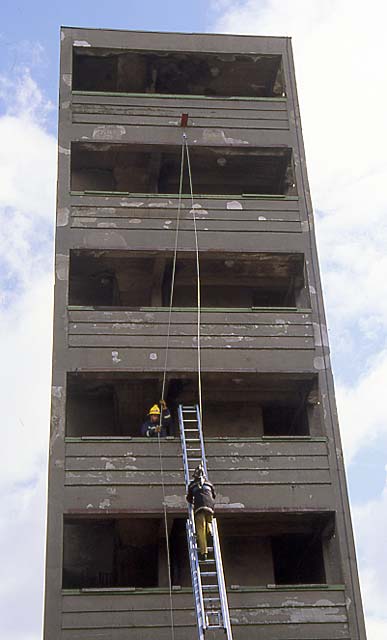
61,511,347,639
72,48,285,99
64,371,329,513
67,193,302,253
61,586,349,639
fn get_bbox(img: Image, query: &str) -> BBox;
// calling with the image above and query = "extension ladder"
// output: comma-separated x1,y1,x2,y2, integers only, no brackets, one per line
178,404,233,640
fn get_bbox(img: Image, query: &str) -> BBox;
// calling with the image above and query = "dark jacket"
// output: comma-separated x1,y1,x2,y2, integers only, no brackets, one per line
186,479,216,513
141,407,172,437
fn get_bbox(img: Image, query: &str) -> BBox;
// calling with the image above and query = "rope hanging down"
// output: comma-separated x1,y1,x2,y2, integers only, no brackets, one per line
183,133,203,423
157,141,185,640
157,131,203,640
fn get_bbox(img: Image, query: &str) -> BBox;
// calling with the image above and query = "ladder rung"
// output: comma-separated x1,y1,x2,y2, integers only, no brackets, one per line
202,585,219,589
186,439,200,442
201,572,217,576
184,419,198,422
204,597,220,601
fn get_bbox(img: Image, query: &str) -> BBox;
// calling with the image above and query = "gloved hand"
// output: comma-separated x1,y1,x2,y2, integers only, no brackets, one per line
160,399,167,410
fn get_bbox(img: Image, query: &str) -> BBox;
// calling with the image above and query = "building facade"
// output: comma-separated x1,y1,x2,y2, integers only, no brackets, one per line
44,27,367,640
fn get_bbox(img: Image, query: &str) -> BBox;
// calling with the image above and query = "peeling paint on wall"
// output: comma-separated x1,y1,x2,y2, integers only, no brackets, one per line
52,386,63,399
92,125,126,140
55,254,69,281
57,208,69,227
227,200,243,210
124,201,144,208
73,40,91,47
151,200,174,208
314,355,327,370
202,129,249,145
313,323,329,347
163,494,186,508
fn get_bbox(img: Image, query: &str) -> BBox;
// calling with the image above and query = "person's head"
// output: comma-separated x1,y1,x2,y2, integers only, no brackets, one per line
193,463,206,482
148,404,160,424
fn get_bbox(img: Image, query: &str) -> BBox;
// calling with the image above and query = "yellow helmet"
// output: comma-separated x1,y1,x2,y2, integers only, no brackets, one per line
148,404,161,416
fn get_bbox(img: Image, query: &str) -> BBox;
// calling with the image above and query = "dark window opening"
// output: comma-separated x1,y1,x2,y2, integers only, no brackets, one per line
271,533,326,585
66,372,318,438
71,143,296,196
62,514,335,590
73,49,285,98
262,405,309,436
63,518,160,588
62,516,190,590
69,251,306,309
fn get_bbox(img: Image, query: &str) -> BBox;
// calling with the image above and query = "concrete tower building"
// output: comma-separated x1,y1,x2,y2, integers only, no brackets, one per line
44,27,367,640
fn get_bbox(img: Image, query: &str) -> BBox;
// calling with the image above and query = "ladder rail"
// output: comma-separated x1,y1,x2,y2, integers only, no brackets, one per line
212,518,233,638
178,403,233,640
179,405,207,636
187,515,206,638
195,405,208,478
178,405,191,487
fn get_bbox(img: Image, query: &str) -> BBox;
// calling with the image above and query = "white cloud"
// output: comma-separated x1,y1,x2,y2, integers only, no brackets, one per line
0,68,56,299
353,477,387,636
211,1,387,636
0,114,56,218
336,349,387,464
0,64,55,640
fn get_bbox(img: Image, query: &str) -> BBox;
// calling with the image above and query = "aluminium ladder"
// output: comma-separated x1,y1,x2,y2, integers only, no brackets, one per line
178,404,233,640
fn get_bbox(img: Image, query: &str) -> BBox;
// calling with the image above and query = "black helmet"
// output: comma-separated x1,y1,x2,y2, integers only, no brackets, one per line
193,463,205,480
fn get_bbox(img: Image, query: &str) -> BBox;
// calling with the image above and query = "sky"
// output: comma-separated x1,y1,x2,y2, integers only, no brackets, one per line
0,0,386,638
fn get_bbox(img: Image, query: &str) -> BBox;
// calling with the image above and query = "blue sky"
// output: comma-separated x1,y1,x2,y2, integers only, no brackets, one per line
1,1,387,639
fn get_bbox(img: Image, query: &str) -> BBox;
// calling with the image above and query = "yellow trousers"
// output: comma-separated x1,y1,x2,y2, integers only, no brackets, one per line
195,510,213,556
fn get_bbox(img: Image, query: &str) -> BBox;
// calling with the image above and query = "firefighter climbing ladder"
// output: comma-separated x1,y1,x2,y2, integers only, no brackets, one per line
178,404,233,640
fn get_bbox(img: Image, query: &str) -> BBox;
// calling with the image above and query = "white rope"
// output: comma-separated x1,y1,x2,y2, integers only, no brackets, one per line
183,134,203,424
161,142,185,402
155,133,203,640
157,141,186,640
157,432,175,640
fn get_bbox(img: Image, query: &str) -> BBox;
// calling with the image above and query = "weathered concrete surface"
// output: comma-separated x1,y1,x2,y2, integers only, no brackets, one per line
61,587,350,639
43,26,367,640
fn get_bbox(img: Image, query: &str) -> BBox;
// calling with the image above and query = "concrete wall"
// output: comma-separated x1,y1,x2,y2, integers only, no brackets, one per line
64,438,332,512
43,26,367,640
61,588,351,639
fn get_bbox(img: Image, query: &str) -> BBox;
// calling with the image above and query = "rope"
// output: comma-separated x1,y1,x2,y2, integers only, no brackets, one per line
157,432,175,640
157,140,186,640
183,134,203,423
161,142,185,402
156,132,203,640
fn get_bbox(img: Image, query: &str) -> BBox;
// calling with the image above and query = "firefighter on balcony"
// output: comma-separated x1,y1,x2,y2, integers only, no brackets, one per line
186,463,216,560
141,400,171,437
